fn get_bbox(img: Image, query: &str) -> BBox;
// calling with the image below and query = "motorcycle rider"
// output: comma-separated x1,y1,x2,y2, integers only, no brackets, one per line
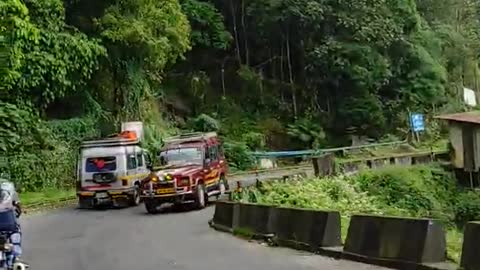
0,181,22,269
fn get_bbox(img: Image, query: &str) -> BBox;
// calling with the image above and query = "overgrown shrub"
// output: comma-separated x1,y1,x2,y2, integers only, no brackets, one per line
7,147,75,192
49,117,100,144
454,191,480,226
241,131,266,150
353,165,458,221
188,113,220,132
223,140,254,171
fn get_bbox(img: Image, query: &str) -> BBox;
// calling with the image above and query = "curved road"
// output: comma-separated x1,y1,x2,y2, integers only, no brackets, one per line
20,205,386,270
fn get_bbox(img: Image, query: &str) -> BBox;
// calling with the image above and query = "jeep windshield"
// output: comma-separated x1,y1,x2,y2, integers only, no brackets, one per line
159,147,203,166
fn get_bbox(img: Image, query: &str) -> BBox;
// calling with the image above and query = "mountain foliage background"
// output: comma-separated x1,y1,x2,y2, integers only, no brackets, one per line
1,0,480,190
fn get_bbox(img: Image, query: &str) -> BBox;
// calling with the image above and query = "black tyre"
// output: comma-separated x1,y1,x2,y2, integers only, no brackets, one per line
194,183,206,209
145,200,158,214
78,197,93,209
130,185,141,206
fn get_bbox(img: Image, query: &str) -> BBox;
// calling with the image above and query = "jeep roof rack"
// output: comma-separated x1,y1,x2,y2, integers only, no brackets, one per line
164,132,217,145
81,136,140,148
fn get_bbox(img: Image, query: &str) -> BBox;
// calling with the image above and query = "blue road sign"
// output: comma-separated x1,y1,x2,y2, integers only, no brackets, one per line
410,113,425,132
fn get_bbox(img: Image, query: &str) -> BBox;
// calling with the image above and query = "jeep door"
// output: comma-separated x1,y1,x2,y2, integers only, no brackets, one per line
135,149,150,181
205,145,221,191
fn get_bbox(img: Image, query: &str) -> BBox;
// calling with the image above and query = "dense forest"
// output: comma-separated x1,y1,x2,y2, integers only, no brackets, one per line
1,0,480,191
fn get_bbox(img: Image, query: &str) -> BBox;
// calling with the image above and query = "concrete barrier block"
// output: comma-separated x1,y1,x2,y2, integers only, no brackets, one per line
312,154,335,177
343,161,361,175
344,215,446,264
394,156,412,166
269,207,341,250
210,200,238,232
461,221,480,270
236,203,273,235
371,158,389,169
412,155,433,165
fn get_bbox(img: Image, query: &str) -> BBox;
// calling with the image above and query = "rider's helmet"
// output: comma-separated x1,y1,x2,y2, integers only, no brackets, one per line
0,181,17,209
0,181,18,232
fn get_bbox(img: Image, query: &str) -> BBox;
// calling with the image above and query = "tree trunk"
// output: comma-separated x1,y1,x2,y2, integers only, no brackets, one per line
221,63,226,97
286,30,297,119
230,1,242,65
241,0,249,65
280,40,285,82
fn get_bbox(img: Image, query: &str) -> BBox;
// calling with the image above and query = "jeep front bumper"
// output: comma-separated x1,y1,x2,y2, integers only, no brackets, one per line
141,188,196,204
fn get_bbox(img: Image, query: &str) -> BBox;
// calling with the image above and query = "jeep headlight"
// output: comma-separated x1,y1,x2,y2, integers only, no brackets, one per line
165,174,172,180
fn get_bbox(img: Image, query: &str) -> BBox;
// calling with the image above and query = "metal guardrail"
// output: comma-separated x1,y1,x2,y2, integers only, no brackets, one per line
250,140,408,158
230,149,447,179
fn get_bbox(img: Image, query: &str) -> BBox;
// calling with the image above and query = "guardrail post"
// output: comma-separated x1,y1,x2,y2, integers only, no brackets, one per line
312,157,320,177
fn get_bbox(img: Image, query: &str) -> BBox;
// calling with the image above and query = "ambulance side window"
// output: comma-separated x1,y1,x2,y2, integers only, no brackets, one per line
144,153,151,167
137,153,144,167
127,154,137,170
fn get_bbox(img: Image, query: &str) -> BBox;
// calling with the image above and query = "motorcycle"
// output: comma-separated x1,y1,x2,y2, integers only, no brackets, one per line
0,232,28,270
0,181,28,270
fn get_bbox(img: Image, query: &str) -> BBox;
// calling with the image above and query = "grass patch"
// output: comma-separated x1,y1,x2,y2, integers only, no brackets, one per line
20,188,76,207
233,227,256,239
446,229,463,263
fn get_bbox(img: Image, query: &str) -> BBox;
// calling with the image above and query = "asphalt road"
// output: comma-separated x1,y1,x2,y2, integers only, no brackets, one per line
21,205,386,270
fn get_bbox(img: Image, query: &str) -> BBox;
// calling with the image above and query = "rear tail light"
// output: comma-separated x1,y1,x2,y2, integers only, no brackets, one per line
176,177,190,187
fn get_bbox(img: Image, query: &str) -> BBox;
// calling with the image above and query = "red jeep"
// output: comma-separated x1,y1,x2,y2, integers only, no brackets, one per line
141,132,229,213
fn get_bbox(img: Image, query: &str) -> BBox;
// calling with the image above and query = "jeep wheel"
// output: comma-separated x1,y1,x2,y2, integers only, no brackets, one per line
130,185,141,206
194,183,206,209
145,200,158,214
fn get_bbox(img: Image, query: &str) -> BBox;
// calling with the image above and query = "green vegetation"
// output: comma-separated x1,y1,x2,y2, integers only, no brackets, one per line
20,188,75,207
233,164,477,264
1,0,480,196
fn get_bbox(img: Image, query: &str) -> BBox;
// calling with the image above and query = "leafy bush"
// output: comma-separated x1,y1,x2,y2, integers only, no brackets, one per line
353,165,457,221
0,102,48,152
223,140,254,171
6,147,75,192
0,102,81,191
49,117,100,145
241,131,266,150
454,191,480,226
188,113,220,132
287,118,325,149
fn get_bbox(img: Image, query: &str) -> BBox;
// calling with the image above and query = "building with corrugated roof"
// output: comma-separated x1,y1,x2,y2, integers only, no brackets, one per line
436,111,480,187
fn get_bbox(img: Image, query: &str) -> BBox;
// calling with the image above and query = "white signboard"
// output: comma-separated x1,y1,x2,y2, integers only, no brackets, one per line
463,87,477,107
121,121,144,141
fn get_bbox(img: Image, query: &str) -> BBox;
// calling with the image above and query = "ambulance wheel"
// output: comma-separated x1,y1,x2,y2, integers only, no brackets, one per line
78,197,93,209
130,185,141,206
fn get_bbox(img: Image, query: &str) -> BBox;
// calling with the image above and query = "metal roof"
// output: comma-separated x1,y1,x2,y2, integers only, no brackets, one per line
435,111,480,125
